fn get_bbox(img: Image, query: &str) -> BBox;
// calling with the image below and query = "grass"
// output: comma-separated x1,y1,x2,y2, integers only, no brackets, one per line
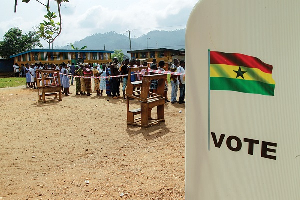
0,77,26,88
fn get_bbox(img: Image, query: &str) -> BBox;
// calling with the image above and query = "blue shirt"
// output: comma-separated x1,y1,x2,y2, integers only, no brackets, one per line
70,65,76,75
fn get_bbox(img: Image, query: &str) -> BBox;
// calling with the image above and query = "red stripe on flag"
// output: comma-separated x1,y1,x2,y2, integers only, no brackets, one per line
210,51,273,74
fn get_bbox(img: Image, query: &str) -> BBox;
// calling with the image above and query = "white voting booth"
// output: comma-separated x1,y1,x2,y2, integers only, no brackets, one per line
186,0,300,199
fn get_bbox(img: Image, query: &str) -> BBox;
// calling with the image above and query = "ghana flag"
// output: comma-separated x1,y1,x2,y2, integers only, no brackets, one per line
210,51,275,96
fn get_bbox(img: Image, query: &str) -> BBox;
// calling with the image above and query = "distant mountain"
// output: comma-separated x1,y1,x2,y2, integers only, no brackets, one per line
62,29,185,55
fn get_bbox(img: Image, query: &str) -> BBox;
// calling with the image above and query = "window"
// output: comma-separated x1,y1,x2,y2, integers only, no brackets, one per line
41,52,45,61
140,52,147,58
158,51,164,58
50,52,54,61
92,53,98,60
34,53,39,61
63,52,68,60
150,52,155,58
56,52,61,60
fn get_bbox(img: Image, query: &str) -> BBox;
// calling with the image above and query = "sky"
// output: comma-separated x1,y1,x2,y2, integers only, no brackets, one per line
1,0,199,48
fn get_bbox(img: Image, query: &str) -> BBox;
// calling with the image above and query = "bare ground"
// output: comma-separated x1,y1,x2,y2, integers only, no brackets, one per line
0,83,185,199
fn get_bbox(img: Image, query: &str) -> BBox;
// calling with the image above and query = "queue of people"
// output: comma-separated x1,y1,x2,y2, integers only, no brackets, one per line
15,58,186,104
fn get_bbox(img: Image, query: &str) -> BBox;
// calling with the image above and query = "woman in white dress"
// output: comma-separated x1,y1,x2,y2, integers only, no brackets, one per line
99,65,106,96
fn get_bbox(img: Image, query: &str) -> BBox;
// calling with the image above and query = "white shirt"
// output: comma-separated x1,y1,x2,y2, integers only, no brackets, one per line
177,66,185,84
13,65,19,73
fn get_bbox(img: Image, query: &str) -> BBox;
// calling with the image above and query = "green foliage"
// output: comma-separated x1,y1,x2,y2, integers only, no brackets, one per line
70,44,88,50
15,0,70,48
37,11,60,49
0,27,42,59
0,77,26,88
112,50,125,63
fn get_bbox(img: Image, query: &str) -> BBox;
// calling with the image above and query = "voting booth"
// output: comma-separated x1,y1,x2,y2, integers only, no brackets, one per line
186,0,300,199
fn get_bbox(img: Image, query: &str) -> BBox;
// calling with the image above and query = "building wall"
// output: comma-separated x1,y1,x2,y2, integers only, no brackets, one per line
13,51,112,65
130,49,184,64
0,59,14,73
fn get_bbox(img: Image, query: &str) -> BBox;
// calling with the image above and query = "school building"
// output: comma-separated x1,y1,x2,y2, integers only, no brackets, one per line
10,49,114,65
127,48,185,63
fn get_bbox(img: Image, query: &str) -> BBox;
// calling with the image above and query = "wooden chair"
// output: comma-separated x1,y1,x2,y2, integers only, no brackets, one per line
126,67,143,124
126,67,142,99
126,68,166,127
140,74,166,127
36,69,62,103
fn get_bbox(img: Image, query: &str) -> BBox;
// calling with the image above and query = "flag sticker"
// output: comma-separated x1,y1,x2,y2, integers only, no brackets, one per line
210,51,275,96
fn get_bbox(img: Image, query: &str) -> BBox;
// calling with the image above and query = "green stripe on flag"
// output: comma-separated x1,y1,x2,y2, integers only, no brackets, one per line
210,77,275,96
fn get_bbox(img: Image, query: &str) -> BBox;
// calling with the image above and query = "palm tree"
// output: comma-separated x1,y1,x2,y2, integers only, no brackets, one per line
70,44,87,50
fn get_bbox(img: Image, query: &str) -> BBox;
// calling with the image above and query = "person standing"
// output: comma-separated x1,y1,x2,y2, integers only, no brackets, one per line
25,64,31,88
99,64,106,96
106,65,111,96
111,58,120,99
149,59,158,94
93,67,100,96
29,64,35,89
158,60,169,103
75,65,81,95
170,59,179,103
62,69,70,96
120,59,129,99
20,64,25,77
70,63,76,85
33,63,38,89
13,63,20,77
83,64,92,96
60,64,65,91
150,58,157,71
177,60,185,104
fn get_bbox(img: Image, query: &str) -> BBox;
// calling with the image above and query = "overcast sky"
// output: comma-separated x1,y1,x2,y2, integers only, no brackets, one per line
1,0,199,48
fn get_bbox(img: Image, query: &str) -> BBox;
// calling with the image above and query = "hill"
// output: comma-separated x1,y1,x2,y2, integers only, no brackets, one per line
62,29,186,54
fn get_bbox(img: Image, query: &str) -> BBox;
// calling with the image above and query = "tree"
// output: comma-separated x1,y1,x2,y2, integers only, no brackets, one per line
37,11,60,49
15,0,69,48
0,27,42,59
70,44,87,50
112,50,125,63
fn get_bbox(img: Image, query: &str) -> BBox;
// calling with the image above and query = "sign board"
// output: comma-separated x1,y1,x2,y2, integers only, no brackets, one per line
186,0,300,199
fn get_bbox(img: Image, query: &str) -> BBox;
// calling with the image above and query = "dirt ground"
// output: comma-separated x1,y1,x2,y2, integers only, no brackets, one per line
0,82,185,199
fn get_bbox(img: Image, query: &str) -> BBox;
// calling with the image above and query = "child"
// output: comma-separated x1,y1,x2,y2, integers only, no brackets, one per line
25,64,31,88
62,69,70,96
